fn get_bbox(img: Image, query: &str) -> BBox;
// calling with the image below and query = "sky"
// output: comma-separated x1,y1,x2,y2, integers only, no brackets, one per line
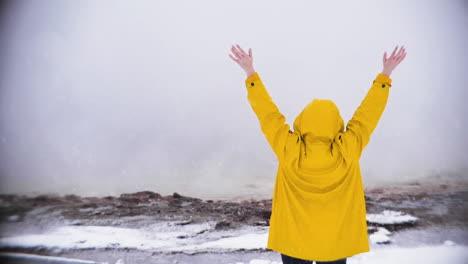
0,0,467,200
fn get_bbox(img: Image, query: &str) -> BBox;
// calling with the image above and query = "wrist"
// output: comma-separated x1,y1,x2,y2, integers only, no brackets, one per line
245,67,256,78
381,69,392,77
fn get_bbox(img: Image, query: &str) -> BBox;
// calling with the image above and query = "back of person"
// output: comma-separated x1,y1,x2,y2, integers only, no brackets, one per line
229,44,407,263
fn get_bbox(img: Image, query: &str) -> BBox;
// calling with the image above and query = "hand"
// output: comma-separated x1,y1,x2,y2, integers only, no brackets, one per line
382,45,407,77
229,44,256,77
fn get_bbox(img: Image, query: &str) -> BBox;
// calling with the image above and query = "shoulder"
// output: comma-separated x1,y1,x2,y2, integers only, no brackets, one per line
284,130,301,154
332,132,355,163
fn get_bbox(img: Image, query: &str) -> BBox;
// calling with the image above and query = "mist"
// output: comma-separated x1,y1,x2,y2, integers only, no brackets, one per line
0,0,467,200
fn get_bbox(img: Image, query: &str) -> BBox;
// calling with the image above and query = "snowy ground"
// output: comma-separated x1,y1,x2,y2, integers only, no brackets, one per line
1,210,467,263
0,209,422,252
1,184,467,263
235,245,468,264
1,242,467,264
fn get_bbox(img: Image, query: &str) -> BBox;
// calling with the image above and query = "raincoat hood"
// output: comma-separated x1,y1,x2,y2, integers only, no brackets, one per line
293,99,344,143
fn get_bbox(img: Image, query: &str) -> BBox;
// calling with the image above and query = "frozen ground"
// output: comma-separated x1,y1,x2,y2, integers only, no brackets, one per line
1,242,467,264
0,182,467,263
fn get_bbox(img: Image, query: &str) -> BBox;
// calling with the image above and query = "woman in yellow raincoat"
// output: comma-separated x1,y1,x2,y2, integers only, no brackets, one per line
229,44,406,264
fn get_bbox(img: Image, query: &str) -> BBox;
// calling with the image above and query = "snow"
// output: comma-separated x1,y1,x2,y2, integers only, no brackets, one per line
0,225,177,250
171,232,268,252
0,252,97,263
233,245,468,264
1,222,467,264
366,210,418,225
7,215,19,222
369,227,391,244
444,240,455,246
0,210,422,252
0,208,462,264
0,222,269,252
235,260,281,264
352,244,468,264
2,245,467,264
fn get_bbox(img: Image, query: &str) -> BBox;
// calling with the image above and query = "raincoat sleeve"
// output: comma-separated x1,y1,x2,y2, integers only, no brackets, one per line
245,72,291,161
339,73,392,161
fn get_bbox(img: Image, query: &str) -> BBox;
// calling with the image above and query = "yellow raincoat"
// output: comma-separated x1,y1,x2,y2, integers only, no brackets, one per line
245,72,392,261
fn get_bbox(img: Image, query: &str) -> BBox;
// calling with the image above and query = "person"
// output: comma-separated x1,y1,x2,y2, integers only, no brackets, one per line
228,44,407,264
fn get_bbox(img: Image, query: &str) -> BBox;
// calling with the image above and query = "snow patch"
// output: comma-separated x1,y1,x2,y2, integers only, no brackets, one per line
0,222,269,253
370,227,392,244
234,245,468,264
170,232,268,253
0,222,217,250
366,210,418,225
444,240,456,246
7,215,19,222
0,252,97,263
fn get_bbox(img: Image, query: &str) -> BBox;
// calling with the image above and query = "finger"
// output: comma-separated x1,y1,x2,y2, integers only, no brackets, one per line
233,45,245,59
397,52,406,62
231,45,240,57
396,47,405,60
249,48,252,57
396,52,406,63
396,46,405,57
229,54,239,63
233,44,245,57
383,52,387,63
236,44,248,56
390,45,398,58
231,46,243,59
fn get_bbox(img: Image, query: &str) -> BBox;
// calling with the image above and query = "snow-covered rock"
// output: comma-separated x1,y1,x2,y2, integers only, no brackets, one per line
367,210,418,225
370,227,392,244
444,240,456,246
7,215,19,222
0,222,269,253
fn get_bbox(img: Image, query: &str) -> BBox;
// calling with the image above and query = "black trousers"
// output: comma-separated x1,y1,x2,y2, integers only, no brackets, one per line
281,254,347,264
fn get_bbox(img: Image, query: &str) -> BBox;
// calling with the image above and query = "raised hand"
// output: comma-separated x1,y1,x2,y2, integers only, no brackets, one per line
382,45,407,77
229,44,256,77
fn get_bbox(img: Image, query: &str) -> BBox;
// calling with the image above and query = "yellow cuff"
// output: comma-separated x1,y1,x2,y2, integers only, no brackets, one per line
373,73,393,88
375,73,392,83
245,72,260,87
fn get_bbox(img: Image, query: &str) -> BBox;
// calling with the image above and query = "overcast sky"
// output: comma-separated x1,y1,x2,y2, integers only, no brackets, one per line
0,0,467,200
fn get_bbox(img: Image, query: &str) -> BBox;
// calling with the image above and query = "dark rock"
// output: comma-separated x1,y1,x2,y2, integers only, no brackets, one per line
367,221,418,232
80,203,98,209
119,197,140,203
254,220,269,226
120,191,162,201
258,209,271,219
215,220,231,230
63,194,81,202
30,194,63,205
173,192,182,199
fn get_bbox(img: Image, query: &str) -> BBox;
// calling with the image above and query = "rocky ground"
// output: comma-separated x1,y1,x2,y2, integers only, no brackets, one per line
1,182,467,232
0,190,273,234
0,182,467,263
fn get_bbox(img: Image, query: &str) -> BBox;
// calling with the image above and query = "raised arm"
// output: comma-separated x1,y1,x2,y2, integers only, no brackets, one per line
338,45,407,161
229,44,290,160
